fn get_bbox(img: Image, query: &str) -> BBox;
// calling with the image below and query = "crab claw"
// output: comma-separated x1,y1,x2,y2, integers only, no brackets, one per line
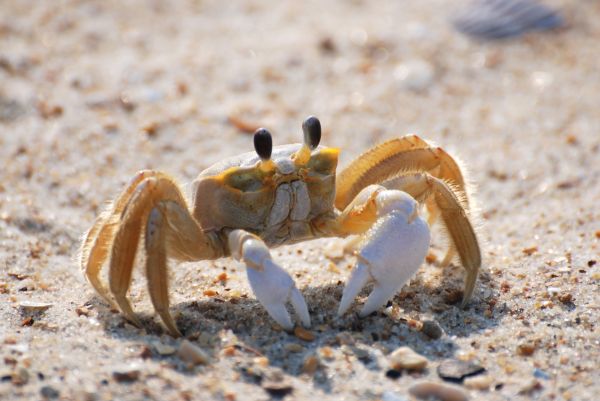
337,190,431,317
246,259,310,330
229,230,310,330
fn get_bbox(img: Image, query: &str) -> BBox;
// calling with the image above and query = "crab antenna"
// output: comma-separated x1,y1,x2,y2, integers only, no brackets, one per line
302,116,321,150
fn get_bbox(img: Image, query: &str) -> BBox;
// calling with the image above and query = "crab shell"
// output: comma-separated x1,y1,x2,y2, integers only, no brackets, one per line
191,144,340,246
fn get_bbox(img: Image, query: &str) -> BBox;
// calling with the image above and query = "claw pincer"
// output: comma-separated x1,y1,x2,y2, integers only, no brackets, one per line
338,189,431,317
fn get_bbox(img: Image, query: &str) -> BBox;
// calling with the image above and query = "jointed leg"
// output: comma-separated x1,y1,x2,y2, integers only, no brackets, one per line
144,201,222,337
335,136,480,306
80,212,118,305
227,230,310,331
145,208,178,336
335,135,469,210
81,169,222,336
108,176,186,328
80,170,169,305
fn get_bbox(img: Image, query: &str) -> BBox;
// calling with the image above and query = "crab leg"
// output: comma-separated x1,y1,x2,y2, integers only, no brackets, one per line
80,170,170,305
144,200,222,337
109,179,176,326
227,229,310,331
336,186,431,317
107,175,187,328
335,135,469,211
334,136,480,305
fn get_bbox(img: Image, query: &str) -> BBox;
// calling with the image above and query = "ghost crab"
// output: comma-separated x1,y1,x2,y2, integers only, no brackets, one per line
80,116,481,337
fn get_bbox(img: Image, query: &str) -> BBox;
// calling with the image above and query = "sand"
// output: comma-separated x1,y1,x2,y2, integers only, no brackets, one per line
1,1,598,400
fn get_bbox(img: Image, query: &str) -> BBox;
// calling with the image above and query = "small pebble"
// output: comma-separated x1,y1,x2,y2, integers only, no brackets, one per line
262,381,294,398
519,379,542,394
155,343,177,356
394,59,435,92
516,343,536,356
421,320,443,339
75,306,91,317
389,347,428,371
0,96,26,122
12,368,29,385
301,355,319,375
139,346,152,359
40,385,60,399
533,368,551,380
463,374,493,390
381,391,409,401
352,346,371,361
294,327,315,342
285,343,304,353
437,359,485,382
408,381,469,401
112,365,140,382
558,293,573,304
253,356,270,368
19,301,53,312
319,346,334,360
222,346,236,357
178,340,210,365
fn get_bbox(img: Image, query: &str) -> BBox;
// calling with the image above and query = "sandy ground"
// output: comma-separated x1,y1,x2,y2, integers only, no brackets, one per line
1,1,599,400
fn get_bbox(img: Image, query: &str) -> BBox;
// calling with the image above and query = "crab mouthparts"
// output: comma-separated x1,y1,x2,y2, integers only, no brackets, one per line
275,158,296,175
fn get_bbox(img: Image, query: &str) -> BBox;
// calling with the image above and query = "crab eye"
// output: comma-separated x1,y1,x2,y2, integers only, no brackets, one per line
302,116,321,150
253,128,273,160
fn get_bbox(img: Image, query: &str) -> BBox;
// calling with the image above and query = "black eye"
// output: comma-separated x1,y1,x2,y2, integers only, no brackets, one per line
253,128,272,160
302,116,321,150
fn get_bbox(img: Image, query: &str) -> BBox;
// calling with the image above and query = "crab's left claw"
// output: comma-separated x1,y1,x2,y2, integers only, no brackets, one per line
337,190,431,317
229,230,311,331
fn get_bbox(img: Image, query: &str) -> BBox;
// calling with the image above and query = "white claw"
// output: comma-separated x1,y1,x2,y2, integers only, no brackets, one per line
262,302,294,331
359,282,399,317
338,262,371,316
246,258,310,331
290,286,311,328
339,190,431,317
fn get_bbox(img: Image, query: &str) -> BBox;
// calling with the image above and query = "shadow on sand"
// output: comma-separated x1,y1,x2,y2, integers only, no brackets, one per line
93,260,504,395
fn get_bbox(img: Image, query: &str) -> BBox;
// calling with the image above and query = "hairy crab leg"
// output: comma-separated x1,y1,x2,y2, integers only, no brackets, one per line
335,135,469,211
108,175,186,329
145,201,222,337
81,170,169,305
334,136,480,305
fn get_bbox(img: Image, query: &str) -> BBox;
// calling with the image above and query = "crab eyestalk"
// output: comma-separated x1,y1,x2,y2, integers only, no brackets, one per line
294,116,321,165
253,128,275,172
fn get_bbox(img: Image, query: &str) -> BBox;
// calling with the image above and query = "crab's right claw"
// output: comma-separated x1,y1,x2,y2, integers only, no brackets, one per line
229,230,311,331
246,259,311,331
337,191,431,317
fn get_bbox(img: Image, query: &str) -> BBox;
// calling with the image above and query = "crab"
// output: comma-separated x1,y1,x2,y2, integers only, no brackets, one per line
80,116,481,337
